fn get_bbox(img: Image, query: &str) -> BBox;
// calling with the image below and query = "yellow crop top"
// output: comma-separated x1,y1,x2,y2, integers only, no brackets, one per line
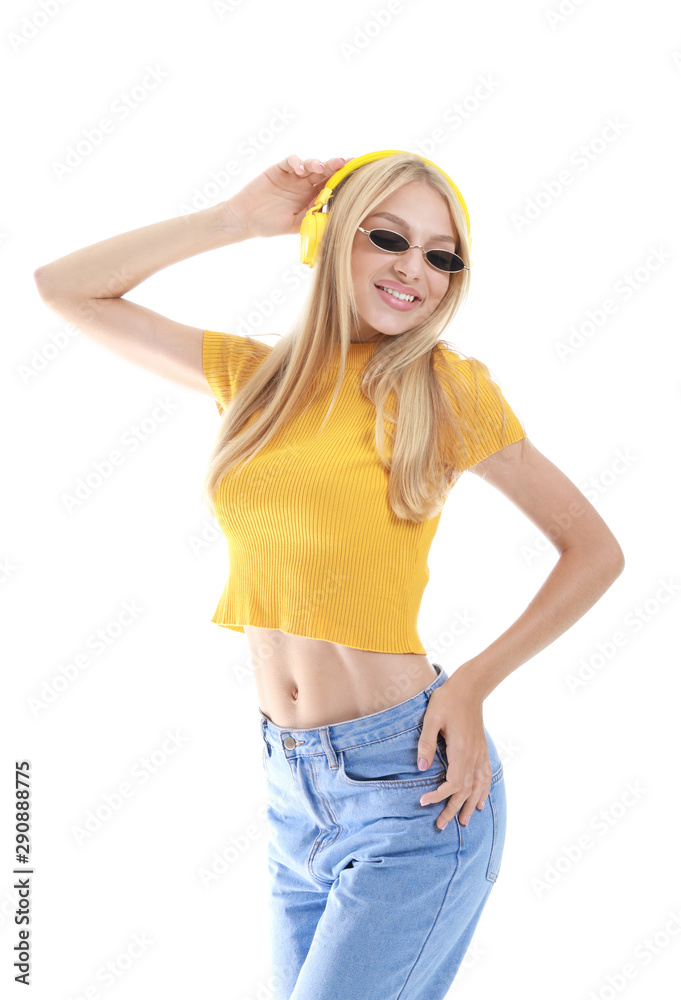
202,330,526,654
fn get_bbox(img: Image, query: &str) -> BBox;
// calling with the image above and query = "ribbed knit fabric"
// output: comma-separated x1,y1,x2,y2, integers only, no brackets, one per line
202,330,526,654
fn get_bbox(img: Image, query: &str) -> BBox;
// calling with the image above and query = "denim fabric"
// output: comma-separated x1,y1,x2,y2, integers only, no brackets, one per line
258,661,507,999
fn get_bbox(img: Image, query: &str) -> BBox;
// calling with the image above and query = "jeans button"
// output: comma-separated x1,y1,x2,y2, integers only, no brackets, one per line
283,736,297,749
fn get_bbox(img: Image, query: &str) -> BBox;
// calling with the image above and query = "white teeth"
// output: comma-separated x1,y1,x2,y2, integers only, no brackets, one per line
377,284,416,303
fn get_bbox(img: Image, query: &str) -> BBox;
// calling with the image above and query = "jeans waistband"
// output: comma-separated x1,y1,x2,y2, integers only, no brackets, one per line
259,661,448,759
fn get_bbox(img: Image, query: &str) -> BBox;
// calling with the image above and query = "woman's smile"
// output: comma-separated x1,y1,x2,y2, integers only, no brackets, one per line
374,282,422,311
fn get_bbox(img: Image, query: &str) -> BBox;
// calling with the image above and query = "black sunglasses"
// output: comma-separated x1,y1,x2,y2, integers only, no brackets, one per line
357,225,469,273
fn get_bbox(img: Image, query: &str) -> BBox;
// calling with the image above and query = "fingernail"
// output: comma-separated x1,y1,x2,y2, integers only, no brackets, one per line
440,822,448,831
418,757,428,771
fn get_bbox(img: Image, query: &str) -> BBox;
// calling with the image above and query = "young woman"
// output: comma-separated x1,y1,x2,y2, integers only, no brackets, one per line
34,151,625,999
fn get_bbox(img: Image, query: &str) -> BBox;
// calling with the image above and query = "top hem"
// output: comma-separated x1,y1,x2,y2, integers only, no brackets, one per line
209,618,426,655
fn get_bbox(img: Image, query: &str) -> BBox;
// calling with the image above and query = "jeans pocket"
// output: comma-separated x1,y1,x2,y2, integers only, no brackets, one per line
486,768,507,882
338,726,447,789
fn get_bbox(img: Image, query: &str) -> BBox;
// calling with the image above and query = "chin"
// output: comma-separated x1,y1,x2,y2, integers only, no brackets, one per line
363,311,410,336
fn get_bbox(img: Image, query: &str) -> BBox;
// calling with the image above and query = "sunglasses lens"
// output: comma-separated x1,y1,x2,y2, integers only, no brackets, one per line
367,229,465,272
426,250,465,272
369,229,410,253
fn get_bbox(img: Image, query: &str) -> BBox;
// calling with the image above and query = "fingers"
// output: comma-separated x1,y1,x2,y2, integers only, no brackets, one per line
421,777,491,832
457,785,488,826
284,155,350,180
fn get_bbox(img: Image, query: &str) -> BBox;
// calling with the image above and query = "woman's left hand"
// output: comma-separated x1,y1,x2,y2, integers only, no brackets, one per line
417,673,493,831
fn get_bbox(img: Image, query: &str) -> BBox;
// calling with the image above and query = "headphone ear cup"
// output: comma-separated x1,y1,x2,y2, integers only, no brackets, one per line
300,211,328,268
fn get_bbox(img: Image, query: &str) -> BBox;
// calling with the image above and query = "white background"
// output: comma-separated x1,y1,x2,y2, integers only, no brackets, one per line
2,0,681,997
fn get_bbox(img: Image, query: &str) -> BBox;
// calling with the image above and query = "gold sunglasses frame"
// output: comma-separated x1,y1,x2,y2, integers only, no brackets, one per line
357,226,470,273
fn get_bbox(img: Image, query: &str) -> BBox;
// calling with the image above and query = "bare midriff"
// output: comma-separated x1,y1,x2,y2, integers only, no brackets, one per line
245,625,438,729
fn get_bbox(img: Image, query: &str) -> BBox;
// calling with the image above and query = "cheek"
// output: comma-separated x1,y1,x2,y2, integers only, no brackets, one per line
350,257,373,298
423,279,449,314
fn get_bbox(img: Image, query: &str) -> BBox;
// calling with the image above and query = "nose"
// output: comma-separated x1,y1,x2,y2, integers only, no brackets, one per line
393,245,427,283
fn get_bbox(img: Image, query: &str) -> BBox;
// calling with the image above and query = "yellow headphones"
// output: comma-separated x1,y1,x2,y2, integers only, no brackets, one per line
299,149,472,268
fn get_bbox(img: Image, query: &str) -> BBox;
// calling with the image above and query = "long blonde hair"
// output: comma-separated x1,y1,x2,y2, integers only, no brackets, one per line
202,153,515,523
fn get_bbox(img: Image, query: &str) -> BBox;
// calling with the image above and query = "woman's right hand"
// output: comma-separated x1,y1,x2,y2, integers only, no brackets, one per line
225,154,353,239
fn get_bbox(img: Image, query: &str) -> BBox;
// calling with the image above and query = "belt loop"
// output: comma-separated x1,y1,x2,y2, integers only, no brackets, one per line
425,662,443,699
320,727,338,770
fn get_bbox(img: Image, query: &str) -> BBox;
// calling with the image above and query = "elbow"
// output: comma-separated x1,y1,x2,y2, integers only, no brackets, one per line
562,538,625,579
34,265,78,307
607,546,625,578
599,541,625,580
34,265,55,301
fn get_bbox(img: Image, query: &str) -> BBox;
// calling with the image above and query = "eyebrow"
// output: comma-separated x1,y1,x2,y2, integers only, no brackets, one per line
366,211,457,246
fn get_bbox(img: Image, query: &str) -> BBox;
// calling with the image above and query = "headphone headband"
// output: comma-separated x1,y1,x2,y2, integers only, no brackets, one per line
300,149,471,268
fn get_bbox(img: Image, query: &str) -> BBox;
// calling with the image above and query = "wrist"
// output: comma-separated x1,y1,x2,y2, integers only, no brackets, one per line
445,663,489,704
220,195,258,241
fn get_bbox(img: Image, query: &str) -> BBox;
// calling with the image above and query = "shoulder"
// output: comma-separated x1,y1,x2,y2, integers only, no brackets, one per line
203,329,271,366
432,341,527,468
433,342,466,372
432,342,497,402
203,330,272,413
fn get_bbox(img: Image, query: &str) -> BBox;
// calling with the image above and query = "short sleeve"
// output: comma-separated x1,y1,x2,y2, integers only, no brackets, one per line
435,347,526,469
202,329,271,417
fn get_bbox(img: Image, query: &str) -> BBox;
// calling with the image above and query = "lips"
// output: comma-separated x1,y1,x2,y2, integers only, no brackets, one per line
374,283,422,311
374,283,421,301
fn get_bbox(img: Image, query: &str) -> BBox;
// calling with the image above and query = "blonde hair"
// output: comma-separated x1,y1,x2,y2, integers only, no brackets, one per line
202,153,514,523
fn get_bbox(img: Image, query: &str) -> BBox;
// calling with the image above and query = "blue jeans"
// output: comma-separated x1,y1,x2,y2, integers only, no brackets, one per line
258,661,507,1000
